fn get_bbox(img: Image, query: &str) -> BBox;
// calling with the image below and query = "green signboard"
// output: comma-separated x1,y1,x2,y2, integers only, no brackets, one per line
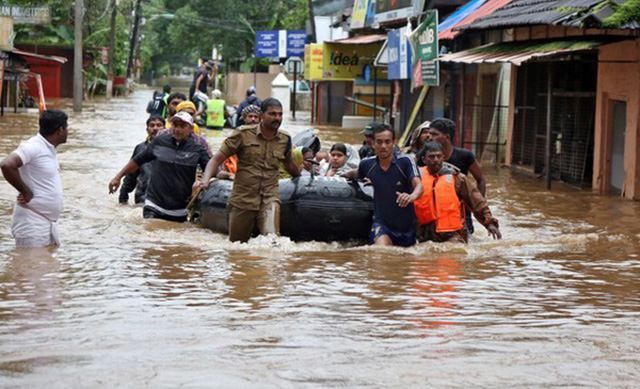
410,9,439,87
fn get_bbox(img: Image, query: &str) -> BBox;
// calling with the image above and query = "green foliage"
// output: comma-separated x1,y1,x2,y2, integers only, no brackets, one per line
139,0,309,75
603,0,640,27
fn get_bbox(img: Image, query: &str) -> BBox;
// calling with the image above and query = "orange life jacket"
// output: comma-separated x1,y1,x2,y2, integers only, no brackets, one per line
414,167,464,232
223,156,238,174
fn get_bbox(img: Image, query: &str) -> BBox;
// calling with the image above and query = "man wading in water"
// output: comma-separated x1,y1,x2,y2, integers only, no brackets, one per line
1,110,68,248
108,111,210,222
343,123,423,247
194,98,300,242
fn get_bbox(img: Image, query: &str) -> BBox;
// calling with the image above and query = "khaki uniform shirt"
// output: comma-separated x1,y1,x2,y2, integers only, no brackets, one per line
219,124,292,210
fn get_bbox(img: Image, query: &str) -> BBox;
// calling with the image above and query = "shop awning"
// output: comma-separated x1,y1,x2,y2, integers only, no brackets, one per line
11,48,67,64
437,40,604,66
331,34,387,45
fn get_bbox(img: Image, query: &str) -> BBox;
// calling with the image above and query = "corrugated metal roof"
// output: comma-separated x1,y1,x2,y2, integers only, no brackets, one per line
441,0,513,40
331,34,387,44
438,39,603,65
461,0,611,30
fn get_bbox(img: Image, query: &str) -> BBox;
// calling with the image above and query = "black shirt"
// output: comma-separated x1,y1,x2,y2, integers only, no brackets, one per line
447,147,476,175
133,132,210,211
189,66,209,98
119,140,152,204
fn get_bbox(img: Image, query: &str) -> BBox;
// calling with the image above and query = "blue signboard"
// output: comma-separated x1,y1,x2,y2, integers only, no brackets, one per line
256,30,279,58
388,27,411,80
286,30,307,57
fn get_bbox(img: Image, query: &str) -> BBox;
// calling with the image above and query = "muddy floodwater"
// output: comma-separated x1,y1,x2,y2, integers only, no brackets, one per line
1,90,639,387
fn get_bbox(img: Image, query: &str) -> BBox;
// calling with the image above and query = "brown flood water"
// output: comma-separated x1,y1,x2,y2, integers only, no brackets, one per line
0,89,639,386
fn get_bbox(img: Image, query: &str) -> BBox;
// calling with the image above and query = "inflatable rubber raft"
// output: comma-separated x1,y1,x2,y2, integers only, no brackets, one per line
196,175,374,242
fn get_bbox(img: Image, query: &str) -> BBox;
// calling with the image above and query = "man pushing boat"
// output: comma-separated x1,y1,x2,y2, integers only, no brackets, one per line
194,98,300,242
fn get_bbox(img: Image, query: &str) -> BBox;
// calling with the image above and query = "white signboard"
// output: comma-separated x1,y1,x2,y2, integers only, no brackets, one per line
0,6,50,25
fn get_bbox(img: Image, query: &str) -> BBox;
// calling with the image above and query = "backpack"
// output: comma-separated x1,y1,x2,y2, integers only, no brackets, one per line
146,91,165,115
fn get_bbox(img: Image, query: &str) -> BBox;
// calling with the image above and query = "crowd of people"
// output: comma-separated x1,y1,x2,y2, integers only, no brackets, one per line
1,64,502,249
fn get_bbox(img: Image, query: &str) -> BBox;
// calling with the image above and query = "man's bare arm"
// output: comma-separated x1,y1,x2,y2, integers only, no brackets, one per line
0,153,32,202
109,160,140,194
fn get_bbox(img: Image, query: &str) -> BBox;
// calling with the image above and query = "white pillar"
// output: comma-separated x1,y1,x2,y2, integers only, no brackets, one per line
271,72,290,116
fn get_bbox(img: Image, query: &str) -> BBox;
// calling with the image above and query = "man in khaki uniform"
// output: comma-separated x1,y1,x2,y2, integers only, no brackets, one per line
195,98,300,242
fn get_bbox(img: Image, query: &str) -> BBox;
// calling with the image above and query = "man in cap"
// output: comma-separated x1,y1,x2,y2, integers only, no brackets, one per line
205,89,228,130
235,86,262,127
109,111,210,222
161,100,212,157
358,123,376,159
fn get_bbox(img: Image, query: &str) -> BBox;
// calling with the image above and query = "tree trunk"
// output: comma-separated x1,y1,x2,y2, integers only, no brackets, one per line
106,0,117,97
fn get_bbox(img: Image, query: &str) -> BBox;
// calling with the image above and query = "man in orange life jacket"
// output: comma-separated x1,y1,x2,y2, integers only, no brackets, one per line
414,141,501,243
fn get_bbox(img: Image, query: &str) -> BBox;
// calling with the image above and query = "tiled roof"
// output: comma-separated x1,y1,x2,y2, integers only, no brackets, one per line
461,0,636,30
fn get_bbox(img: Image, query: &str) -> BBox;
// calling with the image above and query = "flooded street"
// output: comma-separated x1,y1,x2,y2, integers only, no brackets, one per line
1,89,639,386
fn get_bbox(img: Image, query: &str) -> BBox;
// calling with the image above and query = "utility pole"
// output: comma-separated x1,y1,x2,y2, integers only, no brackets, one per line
73,0,83,112
126,0,142,79
308,0,317,43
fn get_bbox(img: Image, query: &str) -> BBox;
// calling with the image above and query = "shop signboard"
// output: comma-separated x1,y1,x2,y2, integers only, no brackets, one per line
321,42,382,81
409,9,439,86
375,0,424,24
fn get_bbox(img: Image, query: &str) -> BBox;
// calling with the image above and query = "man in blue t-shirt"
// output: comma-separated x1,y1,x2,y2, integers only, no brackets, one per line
344,123,423,247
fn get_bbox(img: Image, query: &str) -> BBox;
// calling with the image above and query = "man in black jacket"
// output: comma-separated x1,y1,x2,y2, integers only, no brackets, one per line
118,115,165,204
109,112,210,222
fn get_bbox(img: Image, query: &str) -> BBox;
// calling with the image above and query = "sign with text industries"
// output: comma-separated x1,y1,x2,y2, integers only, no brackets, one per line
256,30,279,58
410,9,439,86
387,27,411,80
0,6,50,24
286,30,307,57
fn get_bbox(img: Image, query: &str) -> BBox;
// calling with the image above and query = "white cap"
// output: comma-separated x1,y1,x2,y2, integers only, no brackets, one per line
212,89,222,98
170,111,194,126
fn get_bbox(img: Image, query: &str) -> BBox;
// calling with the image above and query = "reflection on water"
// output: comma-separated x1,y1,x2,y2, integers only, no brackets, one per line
0,90,639,386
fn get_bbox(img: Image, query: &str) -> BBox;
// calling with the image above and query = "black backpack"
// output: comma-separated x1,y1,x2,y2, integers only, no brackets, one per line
146,91,165,115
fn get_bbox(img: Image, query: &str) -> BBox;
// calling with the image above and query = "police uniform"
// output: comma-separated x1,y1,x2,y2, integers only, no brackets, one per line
218,124,292,242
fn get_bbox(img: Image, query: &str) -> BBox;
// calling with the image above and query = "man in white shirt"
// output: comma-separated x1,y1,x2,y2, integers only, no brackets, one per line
1,110,68,248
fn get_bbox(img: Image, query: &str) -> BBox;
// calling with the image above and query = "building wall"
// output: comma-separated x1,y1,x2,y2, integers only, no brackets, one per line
594,39,640,200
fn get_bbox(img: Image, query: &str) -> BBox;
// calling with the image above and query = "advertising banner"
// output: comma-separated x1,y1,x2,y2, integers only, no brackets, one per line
304,44,324,81
257,30,307,58
322,42,382,81
387,27,411,80
351,0,369,29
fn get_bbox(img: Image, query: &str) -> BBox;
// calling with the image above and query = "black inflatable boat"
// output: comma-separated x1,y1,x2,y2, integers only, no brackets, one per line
196,175,374,242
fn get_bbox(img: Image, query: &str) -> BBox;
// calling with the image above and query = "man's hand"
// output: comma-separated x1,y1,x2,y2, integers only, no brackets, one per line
487,224,502,240
395,191,415,208
17,188,33,205
192,179,210,191
108,177,121,194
